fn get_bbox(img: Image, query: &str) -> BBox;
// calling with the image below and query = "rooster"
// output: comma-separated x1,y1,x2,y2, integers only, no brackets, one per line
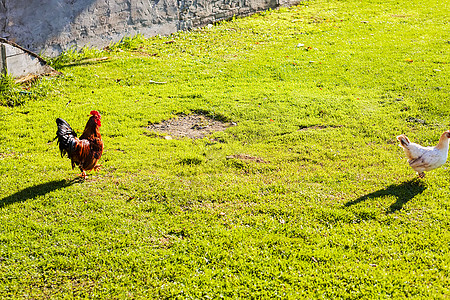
56,111,103,178
397,130,450,178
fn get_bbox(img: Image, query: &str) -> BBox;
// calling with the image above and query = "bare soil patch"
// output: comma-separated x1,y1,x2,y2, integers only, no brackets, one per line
147,113,234,139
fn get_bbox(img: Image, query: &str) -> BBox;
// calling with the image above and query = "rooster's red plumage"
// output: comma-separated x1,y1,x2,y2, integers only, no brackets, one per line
56,111,103,178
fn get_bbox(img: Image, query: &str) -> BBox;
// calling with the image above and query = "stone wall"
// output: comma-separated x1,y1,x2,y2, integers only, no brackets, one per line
0,0,300,57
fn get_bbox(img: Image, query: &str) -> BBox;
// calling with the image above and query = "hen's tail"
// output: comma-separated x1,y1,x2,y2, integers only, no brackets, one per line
56,118,78,158
396,134,410,148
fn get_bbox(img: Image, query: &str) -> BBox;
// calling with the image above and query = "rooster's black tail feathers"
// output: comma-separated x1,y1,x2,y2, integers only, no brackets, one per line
56,118,77,158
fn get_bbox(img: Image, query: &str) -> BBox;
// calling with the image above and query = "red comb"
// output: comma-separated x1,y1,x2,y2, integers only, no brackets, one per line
90,110,102,126
90,110,101,118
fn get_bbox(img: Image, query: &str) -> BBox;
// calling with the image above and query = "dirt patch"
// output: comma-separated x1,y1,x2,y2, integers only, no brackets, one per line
147,113,235,139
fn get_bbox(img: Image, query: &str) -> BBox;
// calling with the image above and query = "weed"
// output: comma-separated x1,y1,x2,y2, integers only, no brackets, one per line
107,34,149,51
48,45,107,69
0,73,26,106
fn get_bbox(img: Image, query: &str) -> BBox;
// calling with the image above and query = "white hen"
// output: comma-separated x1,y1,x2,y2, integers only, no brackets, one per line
397,130,450,178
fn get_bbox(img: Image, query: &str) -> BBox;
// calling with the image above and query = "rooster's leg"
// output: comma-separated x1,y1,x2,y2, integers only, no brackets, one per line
417,172,425,178
78,168,87,179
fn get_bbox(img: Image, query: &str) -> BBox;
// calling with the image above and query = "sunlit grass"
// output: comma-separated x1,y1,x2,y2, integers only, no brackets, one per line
0,0,449,298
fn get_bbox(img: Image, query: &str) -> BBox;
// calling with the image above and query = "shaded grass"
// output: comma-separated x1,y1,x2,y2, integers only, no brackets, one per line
0,179,82,208
345,179,427,213
0,0,449,298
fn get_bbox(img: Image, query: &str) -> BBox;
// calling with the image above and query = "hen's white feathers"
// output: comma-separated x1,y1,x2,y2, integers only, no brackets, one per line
397,131,450,177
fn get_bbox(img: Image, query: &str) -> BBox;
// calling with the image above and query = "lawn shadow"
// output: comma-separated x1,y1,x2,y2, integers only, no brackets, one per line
0,178,82,208
345,179,426,213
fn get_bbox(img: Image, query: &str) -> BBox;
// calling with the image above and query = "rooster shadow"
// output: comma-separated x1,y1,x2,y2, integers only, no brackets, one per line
344,179,426,213
0,178,82,208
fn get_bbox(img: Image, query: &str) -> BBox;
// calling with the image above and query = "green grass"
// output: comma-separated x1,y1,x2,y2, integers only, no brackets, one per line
1,0,449,297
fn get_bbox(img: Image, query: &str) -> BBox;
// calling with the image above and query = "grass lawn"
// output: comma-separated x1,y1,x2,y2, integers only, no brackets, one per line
1,0,449,298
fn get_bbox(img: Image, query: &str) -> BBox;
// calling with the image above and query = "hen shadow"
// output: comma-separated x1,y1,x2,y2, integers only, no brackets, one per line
345,179,426,213
0,178,81,208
